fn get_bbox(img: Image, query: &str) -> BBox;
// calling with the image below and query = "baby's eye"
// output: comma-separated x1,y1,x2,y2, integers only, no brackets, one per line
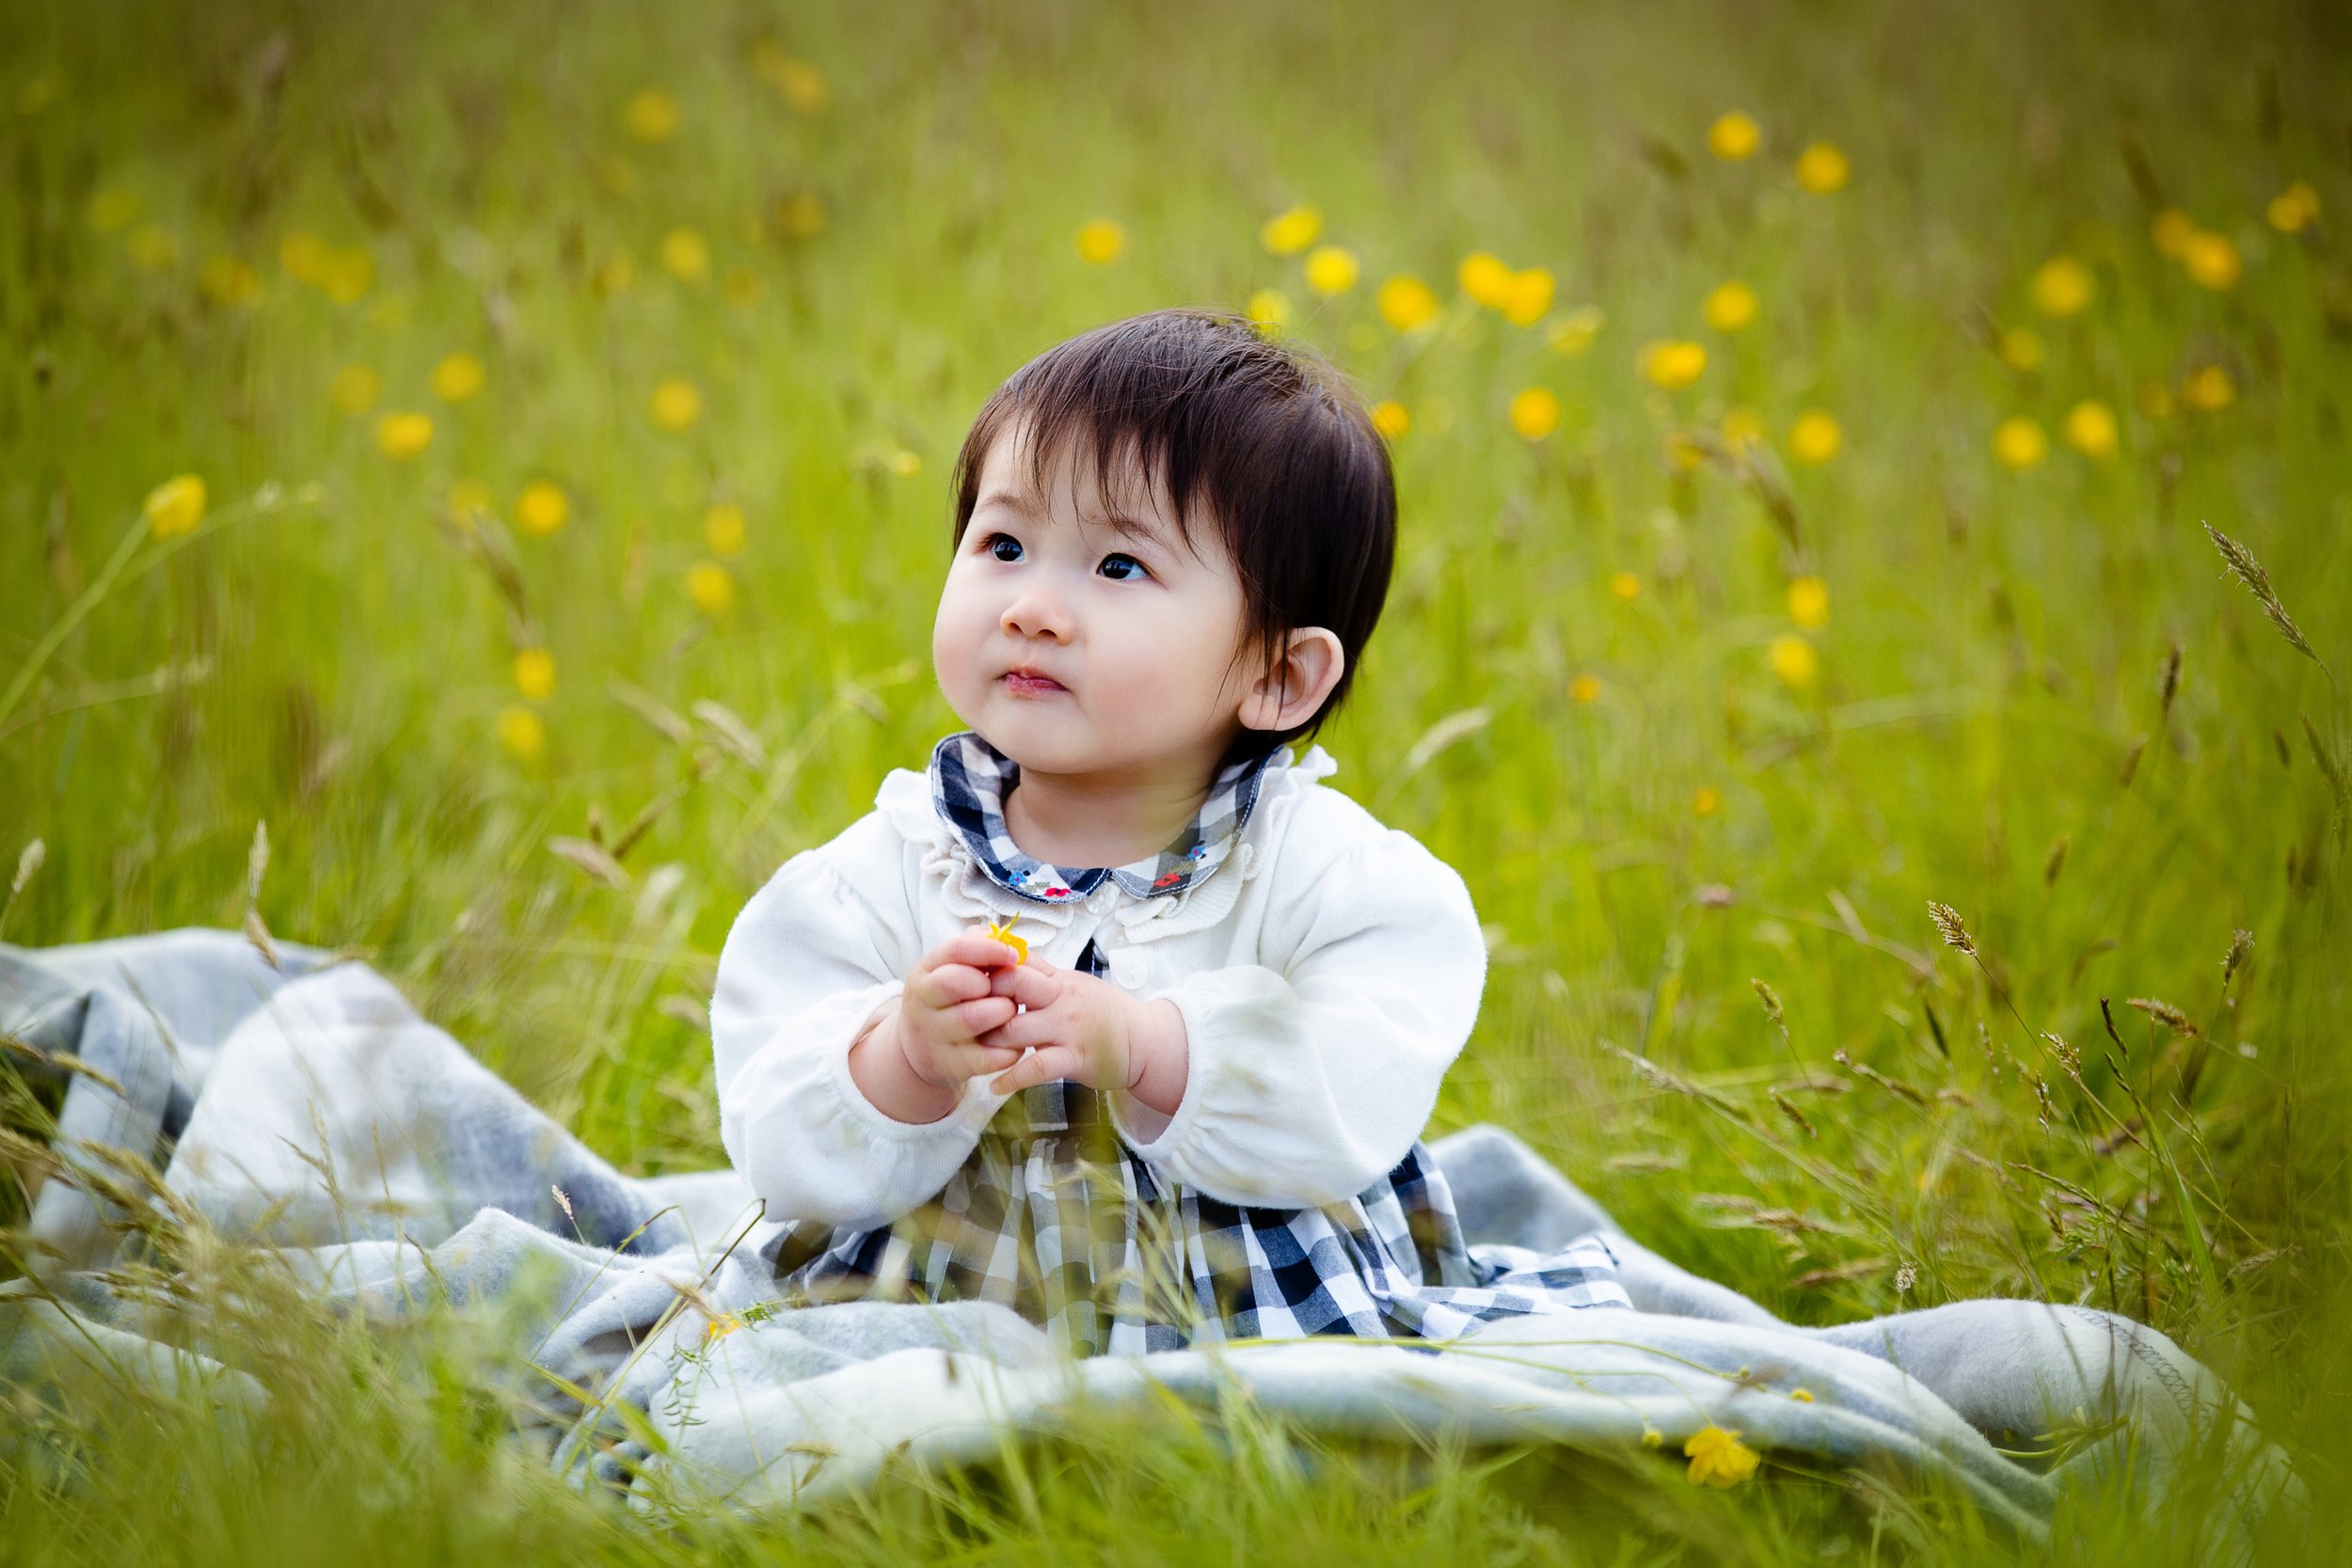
981,532,1023,562
1098,552,1151,582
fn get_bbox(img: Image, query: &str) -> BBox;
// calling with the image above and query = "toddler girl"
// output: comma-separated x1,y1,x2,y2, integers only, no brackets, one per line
711,308,1628,1356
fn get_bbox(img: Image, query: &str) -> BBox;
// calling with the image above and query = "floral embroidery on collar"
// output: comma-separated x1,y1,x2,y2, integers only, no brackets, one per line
928,730,1284,906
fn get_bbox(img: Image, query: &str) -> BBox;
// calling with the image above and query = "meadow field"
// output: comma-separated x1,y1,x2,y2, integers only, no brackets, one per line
3,0,2348,1560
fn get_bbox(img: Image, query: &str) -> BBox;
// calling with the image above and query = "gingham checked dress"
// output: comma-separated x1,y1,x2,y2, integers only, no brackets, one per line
731,732,1628,1357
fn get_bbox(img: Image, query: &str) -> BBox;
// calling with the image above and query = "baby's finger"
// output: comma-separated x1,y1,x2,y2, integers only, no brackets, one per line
933,931,1021,973
908,961,992,1008
952,1040,1025,1074
971,1006,1057,1053
985,964,1061,1008
950,995,1016,1037
988,1043,1082,1096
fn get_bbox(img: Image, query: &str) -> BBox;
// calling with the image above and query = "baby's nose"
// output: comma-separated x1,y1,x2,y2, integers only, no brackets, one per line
1001,589,1072,640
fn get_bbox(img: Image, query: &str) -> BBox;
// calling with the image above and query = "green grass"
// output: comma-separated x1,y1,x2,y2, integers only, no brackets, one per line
2,0,2347,1560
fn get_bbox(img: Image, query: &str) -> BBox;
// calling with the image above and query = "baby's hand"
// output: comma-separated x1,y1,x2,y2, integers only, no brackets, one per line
977,958,1181,1101
882,927,1029,1094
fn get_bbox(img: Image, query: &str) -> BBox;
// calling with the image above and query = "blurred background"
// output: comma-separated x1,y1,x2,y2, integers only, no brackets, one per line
3,0,2348,1557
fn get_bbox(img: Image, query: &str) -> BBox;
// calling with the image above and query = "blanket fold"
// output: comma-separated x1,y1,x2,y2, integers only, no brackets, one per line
0,930,2296,1544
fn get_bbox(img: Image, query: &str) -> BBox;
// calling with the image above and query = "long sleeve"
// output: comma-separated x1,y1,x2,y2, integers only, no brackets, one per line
1104,822,1486,1209
709,812,1003,1229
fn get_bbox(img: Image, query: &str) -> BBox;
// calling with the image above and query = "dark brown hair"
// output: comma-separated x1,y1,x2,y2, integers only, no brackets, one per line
948,307,1397,766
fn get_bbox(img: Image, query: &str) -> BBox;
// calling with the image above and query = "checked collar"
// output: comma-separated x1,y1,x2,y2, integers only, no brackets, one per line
927,730,1281,906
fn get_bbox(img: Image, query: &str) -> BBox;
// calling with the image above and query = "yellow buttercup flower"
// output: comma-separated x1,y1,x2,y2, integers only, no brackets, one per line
2151,208,2196,258
1993,416,2047,469
1693,785,1721,816
1246,289,1290,330
660,228,711,284
985,916,1029,964
891,450,922,476
1997,326,2043,371
1549,304,1604,356
497,705,545,761
1786,575,1829,628
1376,275,1440,332
1769,635,1819,688
1610,572,1641,600
431,352,485,404
1708,112,1761,161
1684,1425,1761,1488
143,474,206,539
1720,406,1766,449
320,245,373,303
2267,181,2320,234
774,191,827,238
1638,340,1707,390
624,88,680,143
705,502,748,556
1704,280,1757,333
1501,268,1555,326
513,647,556,703
1304,245,1359,295
721,267,765,308
1260,205,1322,256
279,230,328,283
649,376,704,431
1638,341,1708,390
2180,364,2235,412
1074,218,1125,264
447,479,496,528
2180,230,2242,290
1370,400,1410,439
688,562,735,614
1508,387,1561,440
1788,410,1841,466
87,186,141,231
1794,141,1850,193
750,44,830,113
1569,673,1601,704
330,363,380,417
1458,251,1513,309
591,251,636,297
704,1311,744,1342
128,225,177,270
2030,255,2093,317
373,411,435,461
2063,399,2119,461
199,256,260,305
516,482,569,536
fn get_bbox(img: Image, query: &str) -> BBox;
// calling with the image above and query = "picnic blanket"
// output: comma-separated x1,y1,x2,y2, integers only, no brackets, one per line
0,929,2297,1544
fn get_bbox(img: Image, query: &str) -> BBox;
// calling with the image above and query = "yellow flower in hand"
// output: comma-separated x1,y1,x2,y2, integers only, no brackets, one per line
1683,1425,1761,1488
985,917,1028,965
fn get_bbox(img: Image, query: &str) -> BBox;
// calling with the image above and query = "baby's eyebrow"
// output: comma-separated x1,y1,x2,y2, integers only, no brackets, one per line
1091,510,1172,547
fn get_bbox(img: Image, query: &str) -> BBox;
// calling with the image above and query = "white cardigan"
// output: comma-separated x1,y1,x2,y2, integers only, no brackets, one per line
708,746,1488,1229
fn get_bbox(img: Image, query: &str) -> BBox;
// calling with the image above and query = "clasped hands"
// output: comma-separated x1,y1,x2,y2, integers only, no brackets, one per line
850,927,1188,1124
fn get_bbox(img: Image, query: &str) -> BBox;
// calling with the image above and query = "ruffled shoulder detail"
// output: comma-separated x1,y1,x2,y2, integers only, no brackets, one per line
874,767,943,846
875,764,1078,927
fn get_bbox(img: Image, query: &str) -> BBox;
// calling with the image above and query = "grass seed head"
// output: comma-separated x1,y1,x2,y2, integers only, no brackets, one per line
2203,522,2328,674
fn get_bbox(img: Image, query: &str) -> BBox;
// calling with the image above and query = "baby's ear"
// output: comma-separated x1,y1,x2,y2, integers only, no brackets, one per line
1239,628,1344,734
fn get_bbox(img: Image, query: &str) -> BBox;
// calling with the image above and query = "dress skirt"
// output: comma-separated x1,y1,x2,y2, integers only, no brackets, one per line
757,1078,1629,1358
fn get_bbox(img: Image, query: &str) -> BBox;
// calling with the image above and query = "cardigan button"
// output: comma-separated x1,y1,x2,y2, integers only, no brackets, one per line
1107,946,1148,990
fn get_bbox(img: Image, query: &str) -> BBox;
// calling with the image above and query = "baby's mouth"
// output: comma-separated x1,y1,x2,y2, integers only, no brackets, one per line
1000,668,1069,695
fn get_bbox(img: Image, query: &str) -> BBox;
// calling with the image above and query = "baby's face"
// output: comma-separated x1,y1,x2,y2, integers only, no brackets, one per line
933,415,1256,783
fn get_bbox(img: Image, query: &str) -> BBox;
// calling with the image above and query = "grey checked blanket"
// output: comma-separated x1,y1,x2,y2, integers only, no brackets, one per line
0,930,2297,1544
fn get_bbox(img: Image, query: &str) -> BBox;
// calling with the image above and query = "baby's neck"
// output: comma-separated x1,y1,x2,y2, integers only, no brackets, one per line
1001,760,1220,870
